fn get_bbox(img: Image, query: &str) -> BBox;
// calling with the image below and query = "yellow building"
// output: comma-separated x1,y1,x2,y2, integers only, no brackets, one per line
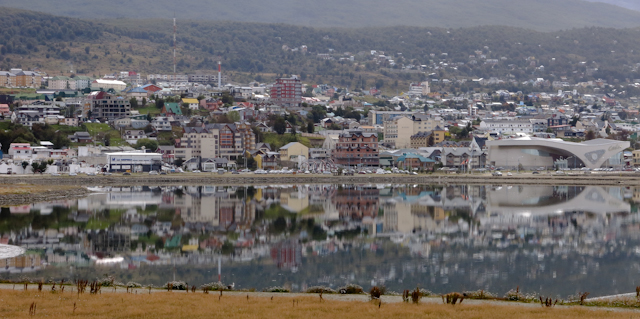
633,150,640,167
0,71,16,87
279,142,308,161
433,126,446,144
15,71,42,88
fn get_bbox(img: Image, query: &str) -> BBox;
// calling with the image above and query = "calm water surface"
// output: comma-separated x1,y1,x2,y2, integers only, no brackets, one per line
0,184,639,298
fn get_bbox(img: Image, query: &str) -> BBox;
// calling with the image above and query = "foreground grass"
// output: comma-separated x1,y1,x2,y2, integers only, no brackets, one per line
0,290,634,319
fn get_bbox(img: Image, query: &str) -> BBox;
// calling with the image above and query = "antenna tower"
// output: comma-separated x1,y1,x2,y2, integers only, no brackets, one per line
173,16,177,79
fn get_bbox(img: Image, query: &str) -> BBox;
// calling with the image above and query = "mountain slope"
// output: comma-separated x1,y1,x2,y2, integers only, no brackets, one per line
586,0,640,11
1,0,640,31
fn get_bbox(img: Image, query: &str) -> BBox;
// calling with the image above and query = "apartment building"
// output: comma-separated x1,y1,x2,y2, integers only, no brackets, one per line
332,130,379,167
15,70,42,88
89,91,131,121
479,120,534,135
14,102,61,127
174,127,220,161
0,71,16,87
270,76,302,107
383,114,443,148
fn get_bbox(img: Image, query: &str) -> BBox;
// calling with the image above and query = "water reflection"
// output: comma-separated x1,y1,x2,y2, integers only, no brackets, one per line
0,184,639,297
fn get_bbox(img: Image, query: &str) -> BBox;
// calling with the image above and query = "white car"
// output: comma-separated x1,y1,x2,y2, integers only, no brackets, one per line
254,169,267,174
507,172,513,176
149,170,159,175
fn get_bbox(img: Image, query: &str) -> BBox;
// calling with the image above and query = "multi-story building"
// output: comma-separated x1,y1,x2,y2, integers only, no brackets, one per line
384,114,443,148
270,76,302,107
206,123,256,160
147,74,189,82
479,120,534,135
187,73,228,84
410,131,433,148
15,70,42,88
175,127,220,161
89,91,131,121
0,71,17,87
14,102,61,127
332,130,379,167
91,79,127,91
48,76,73,90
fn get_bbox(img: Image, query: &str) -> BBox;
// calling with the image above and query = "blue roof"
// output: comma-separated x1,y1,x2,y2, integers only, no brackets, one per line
128,87,147,93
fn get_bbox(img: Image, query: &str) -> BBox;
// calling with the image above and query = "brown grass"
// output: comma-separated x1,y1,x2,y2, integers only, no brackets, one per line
0,290,635,319
0,184,79,195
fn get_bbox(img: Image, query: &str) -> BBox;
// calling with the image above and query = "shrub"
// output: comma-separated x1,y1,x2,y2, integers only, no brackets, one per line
370,286,382,300
126,282,142,288
306,286,337,294
200,282,230,291
263,286,290,293
164,281,188,290
418,288,434,297
463,289,497,299
338,284,364,294
504,287,537,302
95,276,115,287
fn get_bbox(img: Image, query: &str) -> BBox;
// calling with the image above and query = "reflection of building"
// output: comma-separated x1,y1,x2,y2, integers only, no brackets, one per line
333,186,379,220
270,240,302,270
0,254,41,273
91,228,131,253
486,137,629,169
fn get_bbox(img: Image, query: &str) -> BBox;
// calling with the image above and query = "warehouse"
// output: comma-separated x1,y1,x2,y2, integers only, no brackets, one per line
106,152,162,173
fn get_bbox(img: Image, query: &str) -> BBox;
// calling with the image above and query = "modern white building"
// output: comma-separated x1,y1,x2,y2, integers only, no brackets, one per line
479,120,534,135
106,152,162,172
486,137,629,170
91,79,127,92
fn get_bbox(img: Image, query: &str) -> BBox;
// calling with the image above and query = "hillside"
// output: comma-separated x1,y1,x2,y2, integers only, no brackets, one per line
1,0,640,31
5,8,640,94
587,0,640,11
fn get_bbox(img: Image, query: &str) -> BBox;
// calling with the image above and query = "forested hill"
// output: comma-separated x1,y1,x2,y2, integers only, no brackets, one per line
1,0,640,31
4,8,640,89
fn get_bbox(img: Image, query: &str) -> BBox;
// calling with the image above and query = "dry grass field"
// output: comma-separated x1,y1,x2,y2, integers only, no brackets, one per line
0,184,79,195
0,289,636,319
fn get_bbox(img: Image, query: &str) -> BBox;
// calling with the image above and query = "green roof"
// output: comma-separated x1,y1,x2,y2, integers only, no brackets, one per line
163,102,182,115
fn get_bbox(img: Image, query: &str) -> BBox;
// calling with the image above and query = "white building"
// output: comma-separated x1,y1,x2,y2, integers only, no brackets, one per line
91,79,127,92
479,120,534,135
106,152,162,172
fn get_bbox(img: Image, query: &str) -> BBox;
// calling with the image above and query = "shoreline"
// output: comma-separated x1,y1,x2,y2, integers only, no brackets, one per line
0,172,638,187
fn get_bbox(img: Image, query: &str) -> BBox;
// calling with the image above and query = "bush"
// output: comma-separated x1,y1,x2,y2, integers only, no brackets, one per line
370,286,382,299
126,282,142,288
504,288,537,302
200,281,231,291
95,276,115,287
306,286,337,294
263,286,290,293
463,289,497,299
418,288,434,297
338,284,364,294
164,281,188,290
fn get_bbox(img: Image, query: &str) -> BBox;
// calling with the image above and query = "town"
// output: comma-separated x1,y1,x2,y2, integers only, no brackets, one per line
0,62,638,175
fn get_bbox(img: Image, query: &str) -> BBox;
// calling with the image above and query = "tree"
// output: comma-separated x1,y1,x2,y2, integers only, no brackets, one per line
135,138,158,151
174,158,184,167
141,97,147,107
31,162,39,174
21,161,28,174
307,121,314,133
585,130,596,140
85,46,90,55
228,111,240,123
130,98,138,109
156,98,164,110
273,118,287,135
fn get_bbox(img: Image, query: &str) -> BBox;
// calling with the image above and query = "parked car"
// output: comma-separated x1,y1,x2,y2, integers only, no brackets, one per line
492,171,503,176
254,169,267,174
123,172,131,176
149,170,159,175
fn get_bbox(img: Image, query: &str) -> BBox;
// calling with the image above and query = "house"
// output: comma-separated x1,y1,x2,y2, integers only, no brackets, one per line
182,98,200,110
8,143,32,160
62,117,79,127
0,104,11,117
151,116,173,131
256,152,280,169
396,153,436,170
126,87,150,103
68,132,92,143
157,145,175,163
162,103,182,116
123,130,147,145
279,142,309,162
255,122,272,133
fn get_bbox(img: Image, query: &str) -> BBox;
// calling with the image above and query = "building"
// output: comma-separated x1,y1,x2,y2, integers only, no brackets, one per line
396,153,436,170
8,143,32,160
383,114,443,148
106,152,162,172
486,137,629,170
479,120,534,135
407,82,430,96
279,142,309,162
368,110,416,126
410,131,433,148
89,91,131,121
91,79,127,91
15,71,42,88
633,150,640,167
332,130,379,167
182,98,199,110
48,76,73,90
0,71,17,87
14,103,61,127
174,127,220,161
270,77,302,107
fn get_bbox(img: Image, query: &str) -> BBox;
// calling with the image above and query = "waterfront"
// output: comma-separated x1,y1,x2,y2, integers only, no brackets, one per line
1,183,639,298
